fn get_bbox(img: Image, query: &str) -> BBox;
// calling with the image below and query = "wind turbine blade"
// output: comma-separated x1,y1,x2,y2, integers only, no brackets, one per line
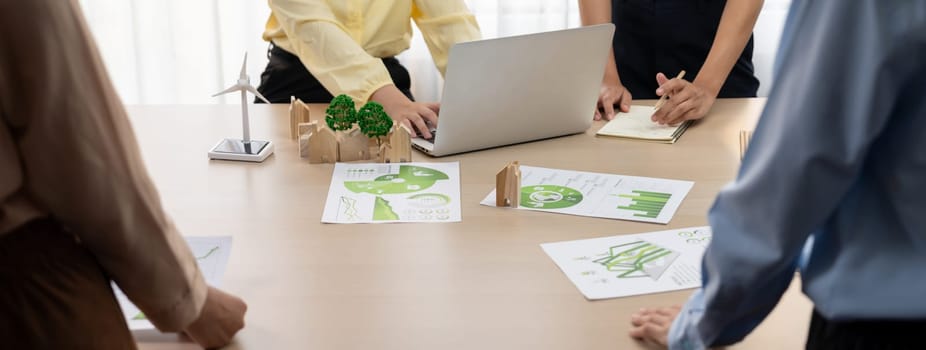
240,52,248,79
212,85,241,97
246,86,271,104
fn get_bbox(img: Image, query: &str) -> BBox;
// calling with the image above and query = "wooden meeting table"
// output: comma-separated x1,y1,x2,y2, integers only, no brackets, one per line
128,98,810,349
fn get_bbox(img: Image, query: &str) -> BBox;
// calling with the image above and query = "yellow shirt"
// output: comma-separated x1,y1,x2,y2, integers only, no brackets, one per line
264,0,481,103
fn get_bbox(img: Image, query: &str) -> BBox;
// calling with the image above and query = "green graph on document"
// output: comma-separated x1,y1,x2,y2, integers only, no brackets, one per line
373,196,400,221
593,240,679,280
344,165,449,195
520,185,583,209
617,190,672,219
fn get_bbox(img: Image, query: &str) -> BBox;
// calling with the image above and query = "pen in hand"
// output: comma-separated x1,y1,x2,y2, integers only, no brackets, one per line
653,70,686,110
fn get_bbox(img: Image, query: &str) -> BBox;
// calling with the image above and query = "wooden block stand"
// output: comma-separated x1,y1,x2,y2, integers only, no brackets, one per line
495,161,521,207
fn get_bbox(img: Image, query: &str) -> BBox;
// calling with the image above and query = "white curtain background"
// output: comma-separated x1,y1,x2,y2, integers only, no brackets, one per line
77,0,790,105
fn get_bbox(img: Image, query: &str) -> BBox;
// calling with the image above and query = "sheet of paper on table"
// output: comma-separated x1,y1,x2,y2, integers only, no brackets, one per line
542,226,711,299
114,236,232,330
322,162,462,224
480,165,693,224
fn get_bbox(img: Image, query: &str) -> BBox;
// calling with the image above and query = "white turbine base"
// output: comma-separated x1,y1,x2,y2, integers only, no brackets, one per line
208,138,274,162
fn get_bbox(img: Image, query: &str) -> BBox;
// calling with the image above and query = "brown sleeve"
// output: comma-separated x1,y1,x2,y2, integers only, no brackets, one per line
0,0,207,331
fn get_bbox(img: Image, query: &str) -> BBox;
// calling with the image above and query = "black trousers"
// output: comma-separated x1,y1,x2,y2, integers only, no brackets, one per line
612,0,759,99
256,43,414,104
806,309,925,350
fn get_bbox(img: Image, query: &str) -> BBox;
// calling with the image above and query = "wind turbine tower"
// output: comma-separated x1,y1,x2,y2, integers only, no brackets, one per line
208,53,275,162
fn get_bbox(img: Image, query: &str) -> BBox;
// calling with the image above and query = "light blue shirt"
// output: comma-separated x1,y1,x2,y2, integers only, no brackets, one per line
669,1,926,348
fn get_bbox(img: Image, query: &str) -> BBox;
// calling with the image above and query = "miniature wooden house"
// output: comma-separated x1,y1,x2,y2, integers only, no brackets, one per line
339,127,372,162
496,161,521,207
304,122,339,164
289,97,312,140
297,122,314,159
378,124,413,163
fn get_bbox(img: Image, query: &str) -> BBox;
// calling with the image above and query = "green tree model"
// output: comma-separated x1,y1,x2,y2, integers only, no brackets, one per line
325,94,357,131
357,101,393,145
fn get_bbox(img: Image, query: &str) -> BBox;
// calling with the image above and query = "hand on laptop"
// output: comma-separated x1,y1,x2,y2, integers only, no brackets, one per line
595,81,632,121
370,84,439,139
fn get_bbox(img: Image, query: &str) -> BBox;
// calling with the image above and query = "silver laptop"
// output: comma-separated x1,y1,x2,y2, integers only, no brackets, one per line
412,24,615,157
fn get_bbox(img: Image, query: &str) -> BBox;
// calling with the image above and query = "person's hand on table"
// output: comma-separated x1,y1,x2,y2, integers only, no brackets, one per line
370,84,439,139
652,72,717,126
595,81,633,121
183,286,247,349
628,305,681,349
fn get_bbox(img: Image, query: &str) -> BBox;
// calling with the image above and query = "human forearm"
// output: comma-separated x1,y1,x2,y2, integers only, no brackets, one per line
579,0,621,84
578,0,611,26
694,0,763,96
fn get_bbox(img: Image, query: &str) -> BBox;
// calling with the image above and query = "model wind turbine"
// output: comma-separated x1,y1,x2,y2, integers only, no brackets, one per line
207,53,275,162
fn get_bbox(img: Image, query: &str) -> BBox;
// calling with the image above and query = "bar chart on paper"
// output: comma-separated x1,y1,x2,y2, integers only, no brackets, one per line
481,166,693,224
616,190,673,219
601,174,693,223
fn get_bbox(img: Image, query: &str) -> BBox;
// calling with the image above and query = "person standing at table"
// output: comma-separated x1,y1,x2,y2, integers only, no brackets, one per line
628,1,926,349
0,0,246,348
578,0,763,125
257,0,482,139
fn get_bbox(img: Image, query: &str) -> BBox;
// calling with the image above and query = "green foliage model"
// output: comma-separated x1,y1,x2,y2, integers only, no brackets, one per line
325,94,357,131
324,95,393,143
357,102,393,141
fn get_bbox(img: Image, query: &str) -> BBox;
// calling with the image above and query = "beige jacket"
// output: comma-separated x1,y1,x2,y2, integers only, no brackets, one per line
0,0,206,331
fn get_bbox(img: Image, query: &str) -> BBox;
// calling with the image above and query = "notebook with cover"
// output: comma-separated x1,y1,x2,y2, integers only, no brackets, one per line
596,105,691,144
